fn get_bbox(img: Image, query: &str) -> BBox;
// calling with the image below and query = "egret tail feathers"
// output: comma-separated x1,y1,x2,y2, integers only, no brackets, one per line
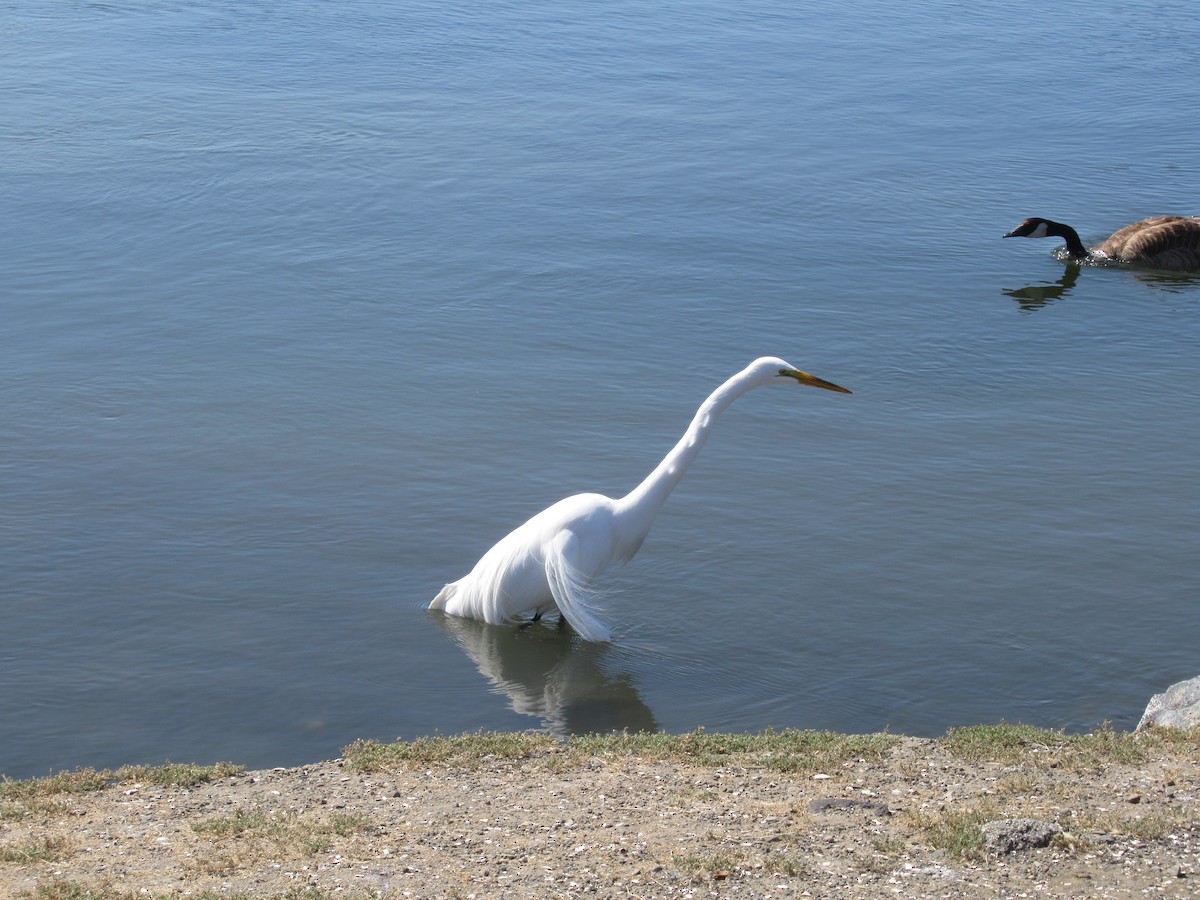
430,582,455,610
545,532,611,642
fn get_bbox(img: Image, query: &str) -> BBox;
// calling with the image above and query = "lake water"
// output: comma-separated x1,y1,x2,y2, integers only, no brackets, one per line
3,0,1199,780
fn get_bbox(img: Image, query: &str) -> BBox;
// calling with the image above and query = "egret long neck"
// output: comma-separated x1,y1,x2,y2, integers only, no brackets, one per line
614,370,757,548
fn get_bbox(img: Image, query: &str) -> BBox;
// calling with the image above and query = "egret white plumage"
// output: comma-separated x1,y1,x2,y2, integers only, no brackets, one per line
430,357,851,641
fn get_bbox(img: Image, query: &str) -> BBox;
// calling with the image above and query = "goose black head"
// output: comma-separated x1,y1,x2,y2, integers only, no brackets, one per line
1003,217,1055,239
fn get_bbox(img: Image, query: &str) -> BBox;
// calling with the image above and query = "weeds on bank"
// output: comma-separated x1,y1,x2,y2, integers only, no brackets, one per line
572,728,899,773
909,800,1002,862
942,722,1200,770
190,806,372,863
672,846,812,883
673,848,747,881
0,761,244,803
1080,806,1194,843
19,882,129,900
1,801,31,822
343,728,900,773
21,883,368,900
343,730,559,771
0,763,247,873
117,761,245,789
911,723,1200,860
343,722,1194,777
0,770,110,800
0,834,74,864
910,796,1195,862
860,834,909,873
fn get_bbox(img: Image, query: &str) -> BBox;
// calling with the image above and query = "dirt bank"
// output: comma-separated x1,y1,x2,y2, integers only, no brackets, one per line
2,728,1198,898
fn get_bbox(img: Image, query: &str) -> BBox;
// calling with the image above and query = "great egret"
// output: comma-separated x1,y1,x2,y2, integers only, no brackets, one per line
430,357,851,641
1003,215,1200,270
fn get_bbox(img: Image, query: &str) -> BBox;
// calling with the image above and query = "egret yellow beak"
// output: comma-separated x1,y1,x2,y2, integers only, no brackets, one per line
779,368,852,394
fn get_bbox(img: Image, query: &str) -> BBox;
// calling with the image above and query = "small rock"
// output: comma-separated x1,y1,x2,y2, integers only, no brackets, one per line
981,818,1062,855
807,797,891,816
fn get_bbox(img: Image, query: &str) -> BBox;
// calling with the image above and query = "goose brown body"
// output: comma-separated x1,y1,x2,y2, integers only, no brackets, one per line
1004,215,1200,271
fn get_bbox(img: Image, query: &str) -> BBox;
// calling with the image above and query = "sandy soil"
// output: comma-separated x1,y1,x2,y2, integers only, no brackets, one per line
2,733,1199,899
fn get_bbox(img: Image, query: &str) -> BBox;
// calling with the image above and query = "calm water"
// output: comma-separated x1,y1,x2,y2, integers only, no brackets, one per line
3,0,1199,780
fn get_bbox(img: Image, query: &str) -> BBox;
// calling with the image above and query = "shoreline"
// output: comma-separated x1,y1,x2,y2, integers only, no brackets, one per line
2,726,1199,898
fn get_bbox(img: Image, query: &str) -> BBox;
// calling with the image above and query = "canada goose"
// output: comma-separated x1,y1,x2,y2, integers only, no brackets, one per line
1003,216,1200,271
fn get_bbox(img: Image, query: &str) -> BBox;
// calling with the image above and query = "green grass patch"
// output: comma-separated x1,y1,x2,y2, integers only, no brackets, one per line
910,801,1001,861
192,807,284,839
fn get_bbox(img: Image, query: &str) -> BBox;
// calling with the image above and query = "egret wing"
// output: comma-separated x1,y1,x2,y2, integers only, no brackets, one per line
544,530,612,642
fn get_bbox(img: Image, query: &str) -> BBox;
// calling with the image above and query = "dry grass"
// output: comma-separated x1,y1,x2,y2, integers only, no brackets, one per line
1080,806,1195,843
343,727,900,774
20,883,360,900
342,730,560,771
189,805,373,868
0,762,243,803
672,847,748,881
3,725,1197,897
943,722,1200,771
0,834,75,864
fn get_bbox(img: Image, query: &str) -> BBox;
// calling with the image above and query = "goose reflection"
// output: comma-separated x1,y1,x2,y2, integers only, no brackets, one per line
1129,270,1200,294
1004,259,1200,311
1002,264,1081,311
431,612,658,738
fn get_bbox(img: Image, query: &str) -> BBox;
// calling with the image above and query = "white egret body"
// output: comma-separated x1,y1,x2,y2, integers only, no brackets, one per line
430,357,851,641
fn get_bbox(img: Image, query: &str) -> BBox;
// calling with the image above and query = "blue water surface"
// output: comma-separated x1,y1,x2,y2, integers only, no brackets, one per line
3,0,1199,779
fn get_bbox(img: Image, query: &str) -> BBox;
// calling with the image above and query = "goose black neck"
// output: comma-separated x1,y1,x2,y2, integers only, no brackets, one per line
1053,223,1089,259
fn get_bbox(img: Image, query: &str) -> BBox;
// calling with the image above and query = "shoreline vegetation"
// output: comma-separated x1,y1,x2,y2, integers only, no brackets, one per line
2,725,1199,898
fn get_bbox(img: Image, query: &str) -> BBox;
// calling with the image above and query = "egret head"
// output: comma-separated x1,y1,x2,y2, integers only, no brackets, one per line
754,356,852,394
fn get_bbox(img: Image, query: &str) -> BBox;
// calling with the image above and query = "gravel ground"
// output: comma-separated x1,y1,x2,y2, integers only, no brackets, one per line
2,732,1198,899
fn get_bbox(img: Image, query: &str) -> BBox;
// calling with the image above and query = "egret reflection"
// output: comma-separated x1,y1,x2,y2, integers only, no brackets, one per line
431,612,658,738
